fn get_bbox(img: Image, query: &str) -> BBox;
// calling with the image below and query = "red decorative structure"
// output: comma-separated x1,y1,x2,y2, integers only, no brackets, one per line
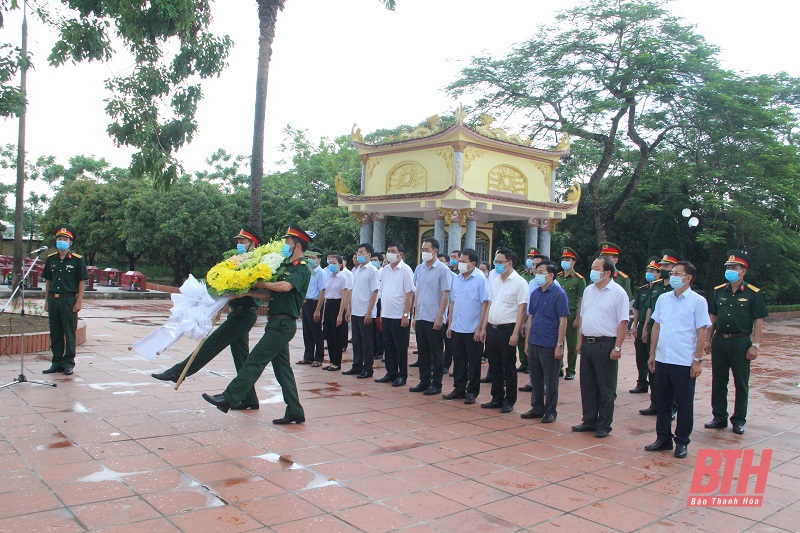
121,271,147,291
99,268,120,286
86,265,99,291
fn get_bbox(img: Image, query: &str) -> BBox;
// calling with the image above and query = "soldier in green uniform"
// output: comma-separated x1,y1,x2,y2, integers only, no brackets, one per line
152,225,263,410
517,247,539,375
203,226,313,424
42,224,89,375
630,257,661,394
557,247,585,380
598,242,632,300
639,249,680,415
704,250,767,435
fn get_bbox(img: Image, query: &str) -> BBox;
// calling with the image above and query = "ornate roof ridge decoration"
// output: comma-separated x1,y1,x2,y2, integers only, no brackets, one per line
336,187,454,202
350,106,570,153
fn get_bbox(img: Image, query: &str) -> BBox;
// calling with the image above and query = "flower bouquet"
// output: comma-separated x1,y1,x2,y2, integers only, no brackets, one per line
205,239,287,296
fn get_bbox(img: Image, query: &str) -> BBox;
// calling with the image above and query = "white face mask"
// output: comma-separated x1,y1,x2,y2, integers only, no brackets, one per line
386,252,399,264
421,251,434,262
457,262,469,274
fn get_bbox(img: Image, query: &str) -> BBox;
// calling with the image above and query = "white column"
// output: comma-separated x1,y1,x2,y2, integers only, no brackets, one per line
372,215,386,253
526,219,539,253
539,219,551,258
465,219,477,250
454,150,464,187
448,216,462,255
359,215,373,245
434,217,445,248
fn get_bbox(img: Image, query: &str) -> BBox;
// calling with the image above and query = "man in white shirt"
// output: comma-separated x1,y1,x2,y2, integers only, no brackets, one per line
572,256,630,438
645,261,711,459
375,243,415,387
322,254,351,371
299,248,328,366
478,247,529,413
345,243,380,378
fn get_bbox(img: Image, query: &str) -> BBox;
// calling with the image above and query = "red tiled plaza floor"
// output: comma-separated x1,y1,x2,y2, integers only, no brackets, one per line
0,300,799,532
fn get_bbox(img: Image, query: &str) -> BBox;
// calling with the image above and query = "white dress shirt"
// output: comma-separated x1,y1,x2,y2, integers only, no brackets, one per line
351,263,379,318
487,270,529,325
380,260,415,319
579,279,630,337
652,287,711,366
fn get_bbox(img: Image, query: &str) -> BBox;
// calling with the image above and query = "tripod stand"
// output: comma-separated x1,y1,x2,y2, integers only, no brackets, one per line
0,251,57,389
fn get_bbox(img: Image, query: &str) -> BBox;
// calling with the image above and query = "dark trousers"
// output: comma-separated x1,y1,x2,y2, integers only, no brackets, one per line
711,335,751,426
223,318,303,418
323,299,344,366
565,312,579,375
451,331,482,395
48,296,79,370
517,338,528,370
634,332,650,388
415,320,444,389
351,315,374,372
374,300,384,358
341,314,349,351
301,299,324,362
654,361,696,445
168,306,258,405
382,317,410,379
443,323,452,369
579,337,618,432
529,344,560,417
486,324,518,405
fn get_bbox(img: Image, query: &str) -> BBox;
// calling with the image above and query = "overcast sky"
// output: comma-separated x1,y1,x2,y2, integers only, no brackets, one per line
1,0,798,189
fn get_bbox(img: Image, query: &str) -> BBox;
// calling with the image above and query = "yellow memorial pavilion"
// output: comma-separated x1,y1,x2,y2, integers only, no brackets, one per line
337,108,580,261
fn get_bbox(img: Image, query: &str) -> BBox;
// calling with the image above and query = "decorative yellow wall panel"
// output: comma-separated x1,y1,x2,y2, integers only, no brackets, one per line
364,148,454,196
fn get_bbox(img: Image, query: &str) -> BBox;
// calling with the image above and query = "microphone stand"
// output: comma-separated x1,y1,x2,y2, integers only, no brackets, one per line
0,250,57,389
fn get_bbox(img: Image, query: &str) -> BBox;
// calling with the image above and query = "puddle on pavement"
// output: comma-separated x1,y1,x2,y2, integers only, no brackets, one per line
109,317,163,326
762,390,800,405
59,402,90,413
254,452,339,491
77,465,151,483
85,382,158,392
371,442,426,455
307,382,343,396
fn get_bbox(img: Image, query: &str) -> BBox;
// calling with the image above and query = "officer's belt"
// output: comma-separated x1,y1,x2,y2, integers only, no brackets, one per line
584,336,615,343
50,293,77,299
716,332,749,339
268,314,295,321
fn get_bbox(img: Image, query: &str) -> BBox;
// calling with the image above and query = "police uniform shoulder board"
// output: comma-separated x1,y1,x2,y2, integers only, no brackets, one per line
575,272,584,279
48,251,58,257
72,253,82,258
746,283,760,293
715,283,727,290
617,271,629,278
638,283,649,290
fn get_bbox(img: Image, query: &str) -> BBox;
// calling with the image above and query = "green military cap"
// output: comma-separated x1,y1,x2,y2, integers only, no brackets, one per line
561,247,579,260
646,256,661,270
660,249,681,265
725,250,750,268
527,247,540,257
598,242,621,256
305,247,324,258
54,223,77,242
236,224,262,246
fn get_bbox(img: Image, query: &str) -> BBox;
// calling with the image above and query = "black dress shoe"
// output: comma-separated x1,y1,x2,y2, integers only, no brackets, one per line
500,404,514,414
639,406,657,416
674,443,688,458
541,414,557,423
518,384,532,392
325,365,340,372
202,393,230,413
571,423,596,432
464,393,476,405
732,424,745,435
341,368,360,375
409,383,429,392
480,377,491,383
443,390,466,400
565,373,575,380
231,402,260,410
704,418,728,429
151,370,178,382
521,409,543,419
375,374,395,383
391,377,406,387
595,429,610,438
645,439,673,452
629,385,649,394
273,415,305,425
423,387,442,396
357,370,374,379
43,366,63,374
409,360,420,367
63,368,74,375
481,400,502,409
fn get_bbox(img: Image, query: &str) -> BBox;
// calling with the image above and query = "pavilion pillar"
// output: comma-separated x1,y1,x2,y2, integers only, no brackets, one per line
360,154,367,194
357,213,373,246
453,141,466,188
525,218,540,254
539,218,552,259
434,216,446,249
464,216,477,250
448,210,462,255
372,213,386,253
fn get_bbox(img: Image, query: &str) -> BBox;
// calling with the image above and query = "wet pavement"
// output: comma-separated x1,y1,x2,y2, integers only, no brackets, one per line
0,300,799,532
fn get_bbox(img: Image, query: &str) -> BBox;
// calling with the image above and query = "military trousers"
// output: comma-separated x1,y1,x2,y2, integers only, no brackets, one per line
565,312,579,375
517,337,528,370
169,306,258,405
48,295,79,370
711,335,751,426
223,318,304,418
633,330,650,388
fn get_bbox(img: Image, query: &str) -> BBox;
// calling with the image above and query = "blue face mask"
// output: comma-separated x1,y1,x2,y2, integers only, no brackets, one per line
307,259,318,268
494,262,505,274
371,261,380,268
590,269,602,283
525,258,534,269
357,255,367,264
236,244,248,255
725,269,740,283
450,258,458,267
669,275,685,290
561,260,572,271
56,241,70,251
328,264,339,274
534,273,547,286
645,272,656,283
281,243,292,258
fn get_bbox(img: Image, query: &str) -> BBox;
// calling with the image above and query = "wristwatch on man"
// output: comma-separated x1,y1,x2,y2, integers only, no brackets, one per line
694,358,703,364
403,313,409,318
613,346,621,352
751,343,760,349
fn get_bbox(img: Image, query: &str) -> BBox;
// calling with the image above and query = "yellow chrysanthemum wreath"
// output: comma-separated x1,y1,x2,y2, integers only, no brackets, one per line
206,239,287,296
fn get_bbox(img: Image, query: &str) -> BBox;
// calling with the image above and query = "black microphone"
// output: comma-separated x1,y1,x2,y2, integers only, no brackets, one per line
28,246,48,256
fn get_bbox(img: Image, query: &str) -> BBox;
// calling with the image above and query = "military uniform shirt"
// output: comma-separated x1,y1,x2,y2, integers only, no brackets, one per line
42,251,89,293
708,281,768,334
557,271,586,310
647,280,672,323
268,260,311,319
632,283,652,333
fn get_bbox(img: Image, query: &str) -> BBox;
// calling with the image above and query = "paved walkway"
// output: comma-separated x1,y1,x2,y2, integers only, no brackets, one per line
0,301,798,532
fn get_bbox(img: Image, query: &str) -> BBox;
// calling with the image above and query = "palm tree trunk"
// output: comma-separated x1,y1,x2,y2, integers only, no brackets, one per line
250,0,285,233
